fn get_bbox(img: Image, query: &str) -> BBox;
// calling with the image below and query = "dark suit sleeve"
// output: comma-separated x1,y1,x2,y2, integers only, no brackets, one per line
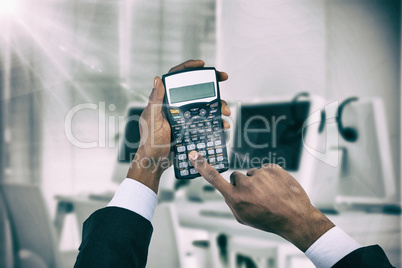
333,245,394,268
74,207,153,268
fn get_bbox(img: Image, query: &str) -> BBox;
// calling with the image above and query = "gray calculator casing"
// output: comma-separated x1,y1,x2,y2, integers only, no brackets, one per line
162,67,229,179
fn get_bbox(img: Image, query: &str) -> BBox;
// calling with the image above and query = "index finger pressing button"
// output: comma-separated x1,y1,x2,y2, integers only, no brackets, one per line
188,151,233,197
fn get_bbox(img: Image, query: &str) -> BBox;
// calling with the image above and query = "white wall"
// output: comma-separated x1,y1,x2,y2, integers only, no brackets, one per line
217,0,326,102
218,0,401,200
326,0,401,200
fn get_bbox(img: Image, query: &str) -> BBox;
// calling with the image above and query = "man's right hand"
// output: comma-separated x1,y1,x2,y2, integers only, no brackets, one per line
188,151,335,252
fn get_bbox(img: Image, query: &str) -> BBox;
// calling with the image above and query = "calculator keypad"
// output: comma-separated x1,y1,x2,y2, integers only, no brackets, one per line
169,102,228,178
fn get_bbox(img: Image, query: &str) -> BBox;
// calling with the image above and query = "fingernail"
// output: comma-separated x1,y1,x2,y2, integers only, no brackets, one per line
189,151,199,160
154,77,158,88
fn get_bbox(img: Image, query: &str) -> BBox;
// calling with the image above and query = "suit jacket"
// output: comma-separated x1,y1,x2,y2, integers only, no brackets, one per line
74,207,394,268
333,245,394,268
74,207,153,268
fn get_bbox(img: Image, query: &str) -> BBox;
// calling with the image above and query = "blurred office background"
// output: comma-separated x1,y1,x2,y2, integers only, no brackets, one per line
0,0,401,267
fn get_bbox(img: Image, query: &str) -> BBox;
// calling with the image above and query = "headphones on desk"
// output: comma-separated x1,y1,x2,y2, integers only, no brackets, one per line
318,97,359,142
279,92,310,144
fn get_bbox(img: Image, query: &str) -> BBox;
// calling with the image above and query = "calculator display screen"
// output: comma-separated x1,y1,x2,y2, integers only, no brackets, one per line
169,82,215,104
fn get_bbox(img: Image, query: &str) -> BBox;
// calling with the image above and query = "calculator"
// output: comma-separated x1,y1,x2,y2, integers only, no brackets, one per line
162,67,229,179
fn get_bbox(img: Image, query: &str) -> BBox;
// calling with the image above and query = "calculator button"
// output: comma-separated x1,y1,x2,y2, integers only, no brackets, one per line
190,168,198,174
187,144,196,150
184,131,189,136
214,132,221,137
199,109,206,116
217,156,224,161
174,126,181,131
184,111,191,118
207,141,214,147
184,138,191,143
178,154,187,160
190,124,196,128
198,129,205,134
216,148,223,153
199,150,206,156
188,161,193,167
192,116,201,120
213,120,219,124
197,143,206,149
215,140,222,146
177,120,185,124
208,149,215,155
173,115,181,120
197,123,204,127
208,115,215,119
212,164,225,170
199,135,206,140
211,102,218,108
209,157,216,163
179,162,188,168
207,135,213,139
213,127,221,131
177,146,186,152
205,121,211,126
206,128,212,133
190,130,197,135
210,109,218,113
190,108,199,112
191,137,198,141
180,170,189,176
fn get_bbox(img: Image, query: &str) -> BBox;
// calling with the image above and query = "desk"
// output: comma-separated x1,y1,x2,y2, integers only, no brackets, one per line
54,195,109,236
55,195,401,267
176,199,401,267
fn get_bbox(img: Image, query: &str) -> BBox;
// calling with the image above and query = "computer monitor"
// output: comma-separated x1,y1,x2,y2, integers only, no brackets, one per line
227,96,324,191
230,101,310,171
112,104,144,184
335,98,397,206
117,107,144,163
309,97,398,211
111,103,176,199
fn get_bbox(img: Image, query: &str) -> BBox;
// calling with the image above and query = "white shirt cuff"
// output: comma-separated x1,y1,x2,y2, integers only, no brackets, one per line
305,226,361,268
107,178,158,222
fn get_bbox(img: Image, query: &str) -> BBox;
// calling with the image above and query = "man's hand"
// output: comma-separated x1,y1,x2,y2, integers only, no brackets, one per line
188,151,335,252
127,60,231,193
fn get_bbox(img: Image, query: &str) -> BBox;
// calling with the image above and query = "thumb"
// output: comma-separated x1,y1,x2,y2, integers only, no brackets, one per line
147,76,165,112
188,151,233,197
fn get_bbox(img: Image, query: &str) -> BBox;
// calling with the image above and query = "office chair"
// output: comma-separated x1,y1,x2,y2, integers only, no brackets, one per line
0,193,14,268
1,183,78,268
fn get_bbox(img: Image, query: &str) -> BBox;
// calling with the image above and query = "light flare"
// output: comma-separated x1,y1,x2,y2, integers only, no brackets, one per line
0,0,17,15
